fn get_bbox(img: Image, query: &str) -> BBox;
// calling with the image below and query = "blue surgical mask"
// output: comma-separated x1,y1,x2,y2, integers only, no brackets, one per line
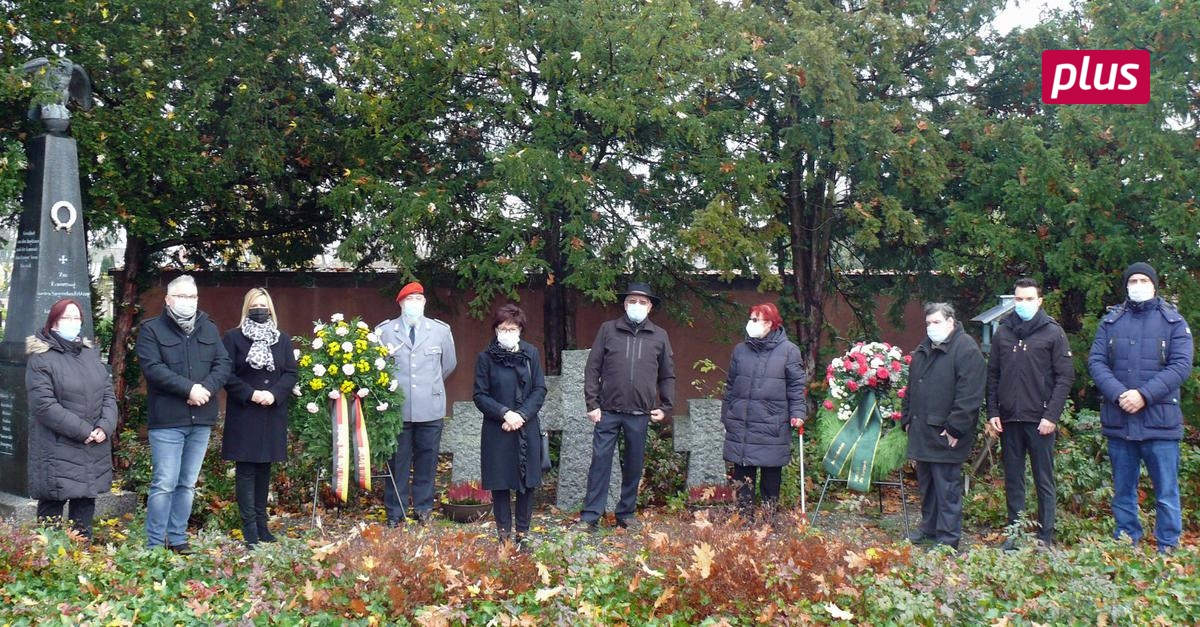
1014,302,1038,321
626,303,650,324
55,320,82,341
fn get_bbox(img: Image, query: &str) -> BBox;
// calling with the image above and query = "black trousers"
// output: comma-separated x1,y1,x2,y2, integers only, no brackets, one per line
384,420,444,522
234,461,273,543
915,461,964,548
37,498,96,539
581,412,650,522
1000,421,1057,542
731,464,783,507
492,489,534,536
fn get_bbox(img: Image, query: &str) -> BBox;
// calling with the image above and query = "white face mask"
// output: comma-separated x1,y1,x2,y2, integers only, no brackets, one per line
170,299,198,318
402,299,425,321
626,303,650,324
496,330,520,350
745,320,768,339
927,323,952,344
56,319,82,341
1127,284,1155,303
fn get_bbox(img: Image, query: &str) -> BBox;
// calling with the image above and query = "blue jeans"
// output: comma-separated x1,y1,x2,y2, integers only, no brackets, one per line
146,426,211,548
384,420,443,522
1107,437,1181,549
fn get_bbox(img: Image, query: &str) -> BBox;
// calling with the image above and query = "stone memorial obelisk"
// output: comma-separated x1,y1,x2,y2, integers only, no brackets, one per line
0,58,95,503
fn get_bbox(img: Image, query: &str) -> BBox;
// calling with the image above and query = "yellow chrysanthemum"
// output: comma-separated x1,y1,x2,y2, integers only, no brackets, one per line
340,380,356,393
309,378,325,390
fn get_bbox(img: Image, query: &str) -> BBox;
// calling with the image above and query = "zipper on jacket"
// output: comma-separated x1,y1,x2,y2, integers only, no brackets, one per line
1160,339,1167,367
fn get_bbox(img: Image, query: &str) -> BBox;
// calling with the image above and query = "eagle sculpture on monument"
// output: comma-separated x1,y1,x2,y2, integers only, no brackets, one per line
21,57,94,133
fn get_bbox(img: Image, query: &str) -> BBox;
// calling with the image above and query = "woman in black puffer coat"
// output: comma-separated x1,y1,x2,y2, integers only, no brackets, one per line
721,303,807,509
25,298,117,539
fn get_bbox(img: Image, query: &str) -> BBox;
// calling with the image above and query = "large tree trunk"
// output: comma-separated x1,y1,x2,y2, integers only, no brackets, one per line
542,207,568,375
109,235,146,457
785,155,835,379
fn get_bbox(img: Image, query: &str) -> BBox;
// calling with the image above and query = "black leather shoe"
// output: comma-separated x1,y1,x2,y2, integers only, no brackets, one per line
615,518,639,531
905,531,935,545
1000,537,1018,552
577,519,599,533
167,543,193,556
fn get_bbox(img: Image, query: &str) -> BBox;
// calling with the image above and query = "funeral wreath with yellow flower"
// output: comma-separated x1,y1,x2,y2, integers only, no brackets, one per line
291,313,406,470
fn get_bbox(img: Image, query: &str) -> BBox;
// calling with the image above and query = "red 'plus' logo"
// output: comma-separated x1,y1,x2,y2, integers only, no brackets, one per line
1041,50,1151,105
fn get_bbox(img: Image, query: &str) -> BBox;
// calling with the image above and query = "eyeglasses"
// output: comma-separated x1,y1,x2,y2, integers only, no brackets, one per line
496,326,521,333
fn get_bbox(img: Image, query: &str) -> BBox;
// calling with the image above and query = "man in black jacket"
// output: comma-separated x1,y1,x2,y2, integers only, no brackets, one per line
137,275,231,553
902,303,986,550
579,283,675,531
987,278,1075,549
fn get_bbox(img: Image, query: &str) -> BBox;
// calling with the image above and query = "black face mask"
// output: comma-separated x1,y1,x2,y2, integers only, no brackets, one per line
248,308,271,324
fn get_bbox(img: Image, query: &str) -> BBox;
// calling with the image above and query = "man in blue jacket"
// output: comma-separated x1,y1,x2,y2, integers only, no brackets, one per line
1088,262,1193,554
137,275,232,553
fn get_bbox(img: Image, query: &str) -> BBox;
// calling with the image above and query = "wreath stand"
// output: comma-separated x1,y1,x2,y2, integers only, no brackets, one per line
311,465,404,528
810,471,911,536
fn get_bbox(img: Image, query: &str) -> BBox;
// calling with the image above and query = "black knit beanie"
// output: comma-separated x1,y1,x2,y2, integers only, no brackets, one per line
1123,262,1158,288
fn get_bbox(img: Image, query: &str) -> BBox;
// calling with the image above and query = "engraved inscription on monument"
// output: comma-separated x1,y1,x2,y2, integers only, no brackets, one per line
0,391,14,457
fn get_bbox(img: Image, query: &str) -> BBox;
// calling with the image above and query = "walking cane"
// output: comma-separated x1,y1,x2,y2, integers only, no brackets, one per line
797,421,807,517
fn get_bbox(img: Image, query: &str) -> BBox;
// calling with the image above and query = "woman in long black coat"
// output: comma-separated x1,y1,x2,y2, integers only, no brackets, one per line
221,287,297,547
721,302,807,509
472,304,547,545
25,298,117,539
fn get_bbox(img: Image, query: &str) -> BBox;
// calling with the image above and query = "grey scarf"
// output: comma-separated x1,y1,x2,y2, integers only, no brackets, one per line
168,307,197,335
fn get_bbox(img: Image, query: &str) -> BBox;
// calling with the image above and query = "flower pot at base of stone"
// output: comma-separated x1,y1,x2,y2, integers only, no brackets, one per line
441,502,491,523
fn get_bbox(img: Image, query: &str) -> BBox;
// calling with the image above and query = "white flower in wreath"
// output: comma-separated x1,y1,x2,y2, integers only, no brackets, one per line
388,379,400,392
869,357,883,368
292,385,302,396
341,341,354,353
312,337,325,350
313,364,326,376
830,384,845,399
293,349,301,360
375,357,387,370
342,363,356,376
328,390,341,400
356,388,369,398
335,325,349,337
367,332,379,343
356,321,369,330
376,402,389,412
331,313,344,322
313,323,326,334
831,358,843,369
306,402,319,414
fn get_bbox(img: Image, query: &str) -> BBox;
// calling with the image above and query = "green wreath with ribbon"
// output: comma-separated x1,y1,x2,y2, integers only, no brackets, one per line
815,341,910,491
290,314,407,501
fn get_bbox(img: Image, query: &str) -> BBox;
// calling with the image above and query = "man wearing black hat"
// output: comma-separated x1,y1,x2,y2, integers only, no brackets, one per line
1088,262,1193,554
579,282,676,531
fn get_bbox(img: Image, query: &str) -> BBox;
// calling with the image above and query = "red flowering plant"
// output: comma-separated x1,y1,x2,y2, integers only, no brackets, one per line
815,341,911,486
443,481,492,505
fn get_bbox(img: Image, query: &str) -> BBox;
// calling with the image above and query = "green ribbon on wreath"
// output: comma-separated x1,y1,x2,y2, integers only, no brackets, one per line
822,390,884,492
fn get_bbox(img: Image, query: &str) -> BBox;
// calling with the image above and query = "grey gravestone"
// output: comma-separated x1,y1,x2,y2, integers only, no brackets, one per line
673,399,728,487
0,130,95,497
555,349,621,512
441,401,482,484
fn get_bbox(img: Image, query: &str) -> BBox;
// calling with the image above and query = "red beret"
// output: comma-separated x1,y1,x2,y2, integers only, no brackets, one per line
395,281,424,304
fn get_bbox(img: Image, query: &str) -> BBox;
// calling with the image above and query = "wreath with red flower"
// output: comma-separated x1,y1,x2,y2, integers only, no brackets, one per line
815,341,911,482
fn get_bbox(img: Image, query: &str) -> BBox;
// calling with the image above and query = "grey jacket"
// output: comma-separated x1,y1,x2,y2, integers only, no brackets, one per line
25,331,117,500
377,316,457,422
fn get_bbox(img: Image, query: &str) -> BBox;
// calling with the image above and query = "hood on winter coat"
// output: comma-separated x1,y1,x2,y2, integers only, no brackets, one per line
26,332,93,355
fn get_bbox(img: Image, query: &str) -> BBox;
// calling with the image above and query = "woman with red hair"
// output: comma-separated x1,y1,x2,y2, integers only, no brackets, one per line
25,298,117,539
721,302,807,510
